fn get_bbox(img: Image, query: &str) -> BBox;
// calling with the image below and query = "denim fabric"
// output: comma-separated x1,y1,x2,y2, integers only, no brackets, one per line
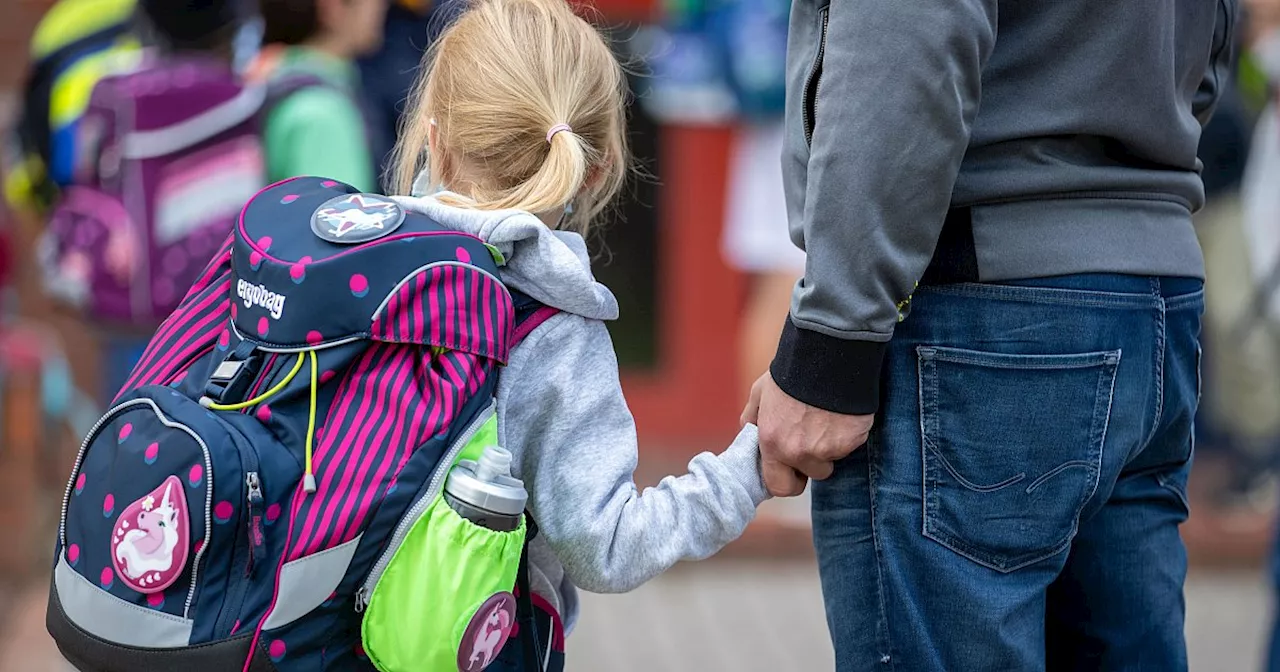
812,275,1202,672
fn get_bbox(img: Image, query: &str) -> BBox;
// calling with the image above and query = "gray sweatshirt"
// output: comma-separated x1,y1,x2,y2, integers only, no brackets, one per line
392,194,769,635
774,0,1237,415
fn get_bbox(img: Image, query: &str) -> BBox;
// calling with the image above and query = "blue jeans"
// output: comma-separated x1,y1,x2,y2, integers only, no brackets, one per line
812,275,1202,671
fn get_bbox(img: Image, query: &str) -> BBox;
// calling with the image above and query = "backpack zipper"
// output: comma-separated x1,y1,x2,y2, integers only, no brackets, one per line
354,404,495,613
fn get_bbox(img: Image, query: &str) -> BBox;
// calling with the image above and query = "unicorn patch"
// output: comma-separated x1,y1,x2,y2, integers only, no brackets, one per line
110,476,191,594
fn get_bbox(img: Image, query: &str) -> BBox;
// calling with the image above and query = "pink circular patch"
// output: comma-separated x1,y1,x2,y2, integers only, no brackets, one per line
144,442,159,464
100,567,115,588
457,592,516,671
249,251,263,268
456,246,472,264
321,180,337,188
257,317,270,337
188,463,204,487
218,330,231,349
290,264,306,282
269,639,287,661
306,330,324,345
75,473,86,494
230,303,238,319
349,274,369,297
103,494,115,515
214,501,234,523
67,544,80,565
118,423,133,443
258,236,273,251
320,371,336,384
146,592,165,608
256,405,272,422
280,195,299,204
172,370,188,385
265,503,281,524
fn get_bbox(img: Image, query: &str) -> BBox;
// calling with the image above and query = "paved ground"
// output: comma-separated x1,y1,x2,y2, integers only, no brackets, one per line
3,561,1272,671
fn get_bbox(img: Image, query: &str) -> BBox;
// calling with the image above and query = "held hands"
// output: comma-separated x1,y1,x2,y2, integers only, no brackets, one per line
741,372,874,497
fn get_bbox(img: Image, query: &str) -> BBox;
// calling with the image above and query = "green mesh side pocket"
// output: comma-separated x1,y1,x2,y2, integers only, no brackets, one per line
361,495,526,672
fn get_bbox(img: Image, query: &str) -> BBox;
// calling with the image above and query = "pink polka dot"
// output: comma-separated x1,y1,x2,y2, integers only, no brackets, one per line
354,642,366,659
75,473,86,493
218,330,230,350
100,567,114,588
306,331,323,345
269,639,287,660
257,317,270,337
256,405,272,422
146,592,165,608
280,194,299,204
189,464,204,486
249,251,263,268
456,246,472,264
320,371,336,384
290,264,306,282
265,503,281,524
258,236,273,251
144,442,159,464
118,423,132,443
171,370,188,385
67,544,80,565
103,494,115,514
321,180,337,188
230,303,238,319
349,274,369,296
214,501,234,523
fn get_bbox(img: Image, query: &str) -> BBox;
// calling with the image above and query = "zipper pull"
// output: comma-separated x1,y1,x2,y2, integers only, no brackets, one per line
354,587,370,613
245,471,266,576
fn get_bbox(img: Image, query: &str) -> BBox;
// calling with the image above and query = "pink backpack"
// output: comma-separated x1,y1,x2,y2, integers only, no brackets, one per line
39,53,266,328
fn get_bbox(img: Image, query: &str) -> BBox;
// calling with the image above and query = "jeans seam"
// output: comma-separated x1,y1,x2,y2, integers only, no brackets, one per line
1142,297,1168,448
868,430,897,670
920,284,1163,310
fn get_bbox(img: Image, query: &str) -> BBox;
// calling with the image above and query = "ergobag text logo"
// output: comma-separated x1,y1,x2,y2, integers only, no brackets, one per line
236,279,287,319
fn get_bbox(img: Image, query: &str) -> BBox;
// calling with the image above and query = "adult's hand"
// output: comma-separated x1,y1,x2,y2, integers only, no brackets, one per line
742,372,874,497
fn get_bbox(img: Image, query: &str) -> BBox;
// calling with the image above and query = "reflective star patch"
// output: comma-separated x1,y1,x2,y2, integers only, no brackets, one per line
310,193,406,244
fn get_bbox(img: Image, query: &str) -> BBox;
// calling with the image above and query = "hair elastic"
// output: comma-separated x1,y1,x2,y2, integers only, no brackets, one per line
546,123,573,143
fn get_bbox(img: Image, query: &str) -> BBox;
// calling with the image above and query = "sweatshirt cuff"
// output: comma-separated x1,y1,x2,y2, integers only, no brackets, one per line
718,423,770,506
770,317,887,415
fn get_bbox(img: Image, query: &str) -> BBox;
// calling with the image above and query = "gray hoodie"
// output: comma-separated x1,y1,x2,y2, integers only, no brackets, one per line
391,193,770,636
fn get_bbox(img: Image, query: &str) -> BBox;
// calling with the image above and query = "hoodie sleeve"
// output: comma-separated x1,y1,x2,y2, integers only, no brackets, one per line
773,0,997,415
497,314,769,594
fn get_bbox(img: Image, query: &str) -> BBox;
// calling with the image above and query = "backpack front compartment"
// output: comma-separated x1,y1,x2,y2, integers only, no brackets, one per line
50,383,299,671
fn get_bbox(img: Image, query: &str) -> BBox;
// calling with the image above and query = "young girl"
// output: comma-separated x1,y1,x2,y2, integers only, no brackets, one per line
388,0,769,667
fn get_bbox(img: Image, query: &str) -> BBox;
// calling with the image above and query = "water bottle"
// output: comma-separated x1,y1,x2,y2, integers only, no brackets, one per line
444,446,527,532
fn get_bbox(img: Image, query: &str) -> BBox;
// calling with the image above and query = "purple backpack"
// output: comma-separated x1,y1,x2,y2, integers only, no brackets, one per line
39,53,267,328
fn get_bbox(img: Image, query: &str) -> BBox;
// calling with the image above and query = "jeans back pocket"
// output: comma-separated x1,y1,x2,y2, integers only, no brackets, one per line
918,346,1121,572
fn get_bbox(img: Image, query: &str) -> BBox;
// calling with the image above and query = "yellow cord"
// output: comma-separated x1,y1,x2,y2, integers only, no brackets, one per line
203,353,305,411
203,350,321,495
303,350,318,493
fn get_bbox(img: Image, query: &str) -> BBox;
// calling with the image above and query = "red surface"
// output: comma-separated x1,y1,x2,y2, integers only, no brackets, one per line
621,125,747,448
582,0,655,21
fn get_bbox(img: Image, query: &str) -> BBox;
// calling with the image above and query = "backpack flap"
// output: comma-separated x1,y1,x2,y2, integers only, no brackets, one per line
231,176,513,361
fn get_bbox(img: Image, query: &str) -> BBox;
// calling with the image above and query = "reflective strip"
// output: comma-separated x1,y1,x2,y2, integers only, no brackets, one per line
49,45,141,129
54,557,193,648
121,85,265,159
260,534,363,630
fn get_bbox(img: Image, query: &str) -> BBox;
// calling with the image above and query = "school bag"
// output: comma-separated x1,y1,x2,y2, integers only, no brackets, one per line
37,52,267,329
46,176,556,672
4,0,139,216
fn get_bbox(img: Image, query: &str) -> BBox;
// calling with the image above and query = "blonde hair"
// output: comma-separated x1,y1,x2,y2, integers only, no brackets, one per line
390,0,629,234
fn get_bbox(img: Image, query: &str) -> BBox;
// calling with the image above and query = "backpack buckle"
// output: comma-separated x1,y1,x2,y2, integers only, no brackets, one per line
200,341,262,406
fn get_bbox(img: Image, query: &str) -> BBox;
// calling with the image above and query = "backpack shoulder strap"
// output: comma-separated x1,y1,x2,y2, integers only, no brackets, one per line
510,290,560,346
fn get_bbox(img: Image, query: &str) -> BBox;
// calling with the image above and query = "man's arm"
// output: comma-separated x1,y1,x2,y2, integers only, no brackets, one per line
772,0,998,415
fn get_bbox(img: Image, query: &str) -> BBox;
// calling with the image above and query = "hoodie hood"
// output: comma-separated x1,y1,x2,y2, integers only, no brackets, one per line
390,194,619,322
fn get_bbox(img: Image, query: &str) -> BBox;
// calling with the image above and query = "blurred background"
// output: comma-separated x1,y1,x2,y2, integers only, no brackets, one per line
0,0,1277,669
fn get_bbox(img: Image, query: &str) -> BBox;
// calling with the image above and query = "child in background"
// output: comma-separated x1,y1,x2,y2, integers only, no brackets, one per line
389,0,768,668
251,0,386,192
